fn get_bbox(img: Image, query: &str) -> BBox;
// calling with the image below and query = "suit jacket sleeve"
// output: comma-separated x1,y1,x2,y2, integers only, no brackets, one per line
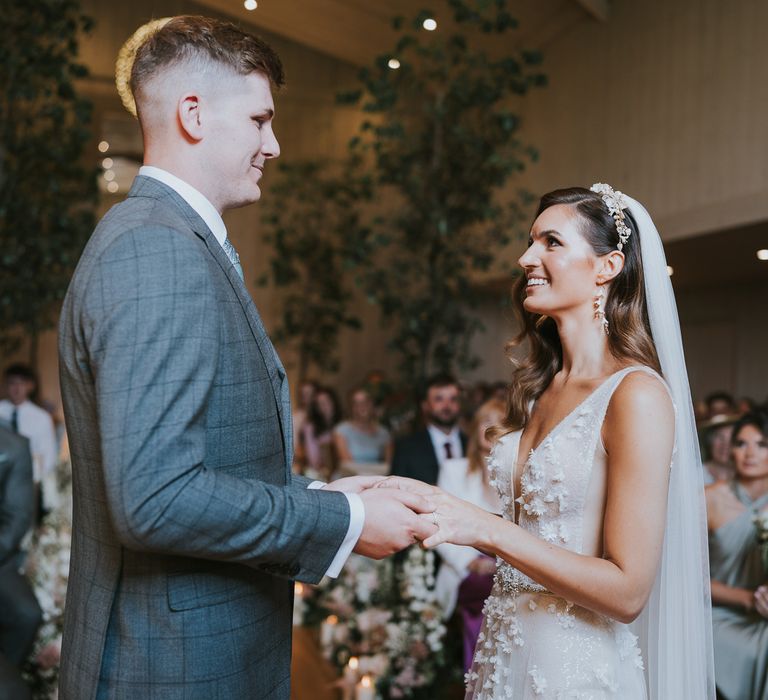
291,474,314,489
82,226,349,583
0,435,34,565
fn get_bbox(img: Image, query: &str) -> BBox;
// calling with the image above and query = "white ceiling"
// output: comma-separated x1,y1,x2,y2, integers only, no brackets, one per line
193,0,604,67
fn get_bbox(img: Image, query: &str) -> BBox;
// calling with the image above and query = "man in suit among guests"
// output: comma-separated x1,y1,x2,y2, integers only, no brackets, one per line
0,425,41,700
391,374,467,486
57,16,435,700
0,364,58,519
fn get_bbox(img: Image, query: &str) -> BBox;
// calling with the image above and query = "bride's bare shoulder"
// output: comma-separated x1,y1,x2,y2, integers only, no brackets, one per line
603,369,675,458
610,368,674,421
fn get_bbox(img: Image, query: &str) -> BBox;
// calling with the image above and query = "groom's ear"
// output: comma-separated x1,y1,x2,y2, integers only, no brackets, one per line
177,93,204,143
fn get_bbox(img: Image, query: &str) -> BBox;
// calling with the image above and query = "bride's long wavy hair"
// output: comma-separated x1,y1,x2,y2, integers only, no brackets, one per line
498,187,661,435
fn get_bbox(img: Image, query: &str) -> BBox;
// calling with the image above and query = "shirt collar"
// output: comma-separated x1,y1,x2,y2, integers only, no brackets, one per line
427,423,460,443
139,166,228,247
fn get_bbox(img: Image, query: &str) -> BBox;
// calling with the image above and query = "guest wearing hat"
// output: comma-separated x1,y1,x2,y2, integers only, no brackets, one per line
700,413,740,484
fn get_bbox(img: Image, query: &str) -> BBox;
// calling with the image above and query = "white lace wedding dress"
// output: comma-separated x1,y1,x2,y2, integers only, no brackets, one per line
466,367,658,699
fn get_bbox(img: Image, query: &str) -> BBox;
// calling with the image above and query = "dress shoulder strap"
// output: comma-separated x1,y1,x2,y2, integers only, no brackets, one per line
591,365,673,439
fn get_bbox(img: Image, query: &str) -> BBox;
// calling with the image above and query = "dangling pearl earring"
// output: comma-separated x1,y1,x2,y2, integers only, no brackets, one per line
594,285,609,335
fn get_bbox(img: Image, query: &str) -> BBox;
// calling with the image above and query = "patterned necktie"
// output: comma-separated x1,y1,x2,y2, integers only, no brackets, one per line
10,407,18,433
222,237,244,281
444,441,453,459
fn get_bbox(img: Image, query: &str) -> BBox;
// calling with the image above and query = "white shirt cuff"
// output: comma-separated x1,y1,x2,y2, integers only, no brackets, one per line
306,483,365,578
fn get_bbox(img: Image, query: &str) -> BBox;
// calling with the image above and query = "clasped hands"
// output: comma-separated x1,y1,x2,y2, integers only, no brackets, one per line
322,475,496,560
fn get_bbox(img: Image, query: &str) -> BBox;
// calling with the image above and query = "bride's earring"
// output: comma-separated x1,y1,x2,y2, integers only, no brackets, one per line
594,285,609,335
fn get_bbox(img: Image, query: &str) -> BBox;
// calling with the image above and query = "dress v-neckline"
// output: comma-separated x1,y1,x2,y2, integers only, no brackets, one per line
510,367,636,524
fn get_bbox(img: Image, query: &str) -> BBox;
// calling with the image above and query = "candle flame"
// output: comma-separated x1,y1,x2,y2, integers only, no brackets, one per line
294,582,304,595
362,675,372,688
349,657,359,670
326,614,338,625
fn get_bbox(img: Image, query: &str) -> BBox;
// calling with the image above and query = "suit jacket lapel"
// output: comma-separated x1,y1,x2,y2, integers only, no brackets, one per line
194,227,295,474
126,177,294,472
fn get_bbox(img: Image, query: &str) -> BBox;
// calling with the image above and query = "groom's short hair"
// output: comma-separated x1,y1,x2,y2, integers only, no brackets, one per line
130,15,284,111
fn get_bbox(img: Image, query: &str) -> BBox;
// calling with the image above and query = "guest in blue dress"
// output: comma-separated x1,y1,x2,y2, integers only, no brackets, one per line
706,410,768,700
333,387,391,476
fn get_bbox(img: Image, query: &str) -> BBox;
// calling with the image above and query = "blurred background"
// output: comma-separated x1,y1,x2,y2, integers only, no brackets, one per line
3,0,767,411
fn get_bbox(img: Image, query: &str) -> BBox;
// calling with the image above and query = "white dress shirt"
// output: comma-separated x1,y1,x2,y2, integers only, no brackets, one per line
0,399,57,480
427,423,464,469
138,166,364,577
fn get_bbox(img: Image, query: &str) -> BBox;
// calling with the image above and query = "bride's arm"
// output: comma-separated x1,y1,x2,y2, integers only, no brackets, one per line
423,372,674,624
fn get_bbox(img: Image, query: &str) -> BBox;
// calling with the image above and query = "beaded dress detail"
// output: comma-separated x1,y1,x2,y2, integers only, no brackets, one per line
466,367,658,699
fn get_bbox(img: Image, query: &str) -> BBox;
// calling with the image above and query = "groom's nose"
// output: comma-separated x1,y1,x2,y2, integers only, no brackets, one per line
263,127,280,160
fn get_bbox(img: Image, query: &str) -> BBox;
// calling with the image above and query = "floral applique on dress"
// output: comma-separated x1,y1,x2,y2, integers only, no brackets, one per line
466,368,655,699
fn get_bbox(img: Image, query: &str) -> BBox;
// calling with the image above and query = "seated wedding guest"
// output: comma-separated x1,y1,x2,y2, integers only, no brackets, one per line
300,386,341,479
333,387,391,476
706,410,768,700
705,390,736,420
0,425,41,700
693,398,709,425
360,369,392,418
391,373,467,485
700,413,739,484
488,380,508,404
434,398,504,672
738,396,758,416
459,382,489,435
0,364,58,518
291,380,318,468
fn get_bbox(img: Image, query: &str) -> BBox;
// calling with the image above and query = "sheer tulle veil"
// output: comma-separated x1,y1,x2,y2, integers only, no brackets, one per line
622,194,716,699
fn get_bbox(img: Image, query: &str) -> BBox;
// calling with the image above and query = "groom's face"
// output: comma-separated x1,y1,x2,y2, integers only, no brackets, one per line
205,71,280,210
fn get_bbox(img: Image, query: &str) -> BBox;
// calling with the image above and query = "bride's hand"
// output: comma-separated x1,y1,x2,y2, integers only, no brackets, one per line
420,491,499,549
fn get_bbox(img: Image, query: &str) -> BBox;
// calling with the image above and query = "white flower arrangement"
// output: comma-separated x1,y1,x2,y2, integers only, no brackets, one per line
22,460,73,698
298,546,449,698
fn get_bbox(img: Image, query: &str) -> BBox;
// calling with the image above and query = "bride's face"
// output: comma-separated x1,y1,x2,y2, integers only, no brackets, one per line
518,204,603,317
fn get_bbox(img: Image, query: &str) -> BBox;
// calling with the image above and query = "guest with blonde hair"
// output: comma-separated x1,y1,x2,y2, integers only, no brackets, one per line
334,387,391,477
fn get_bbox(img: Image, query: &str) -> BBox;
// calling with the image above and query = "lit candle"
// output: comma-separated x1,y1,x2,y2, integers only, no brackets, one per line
344,656,359,683
292,583,305,626
355,674,375,700
341,656,359,700
320,614,338,648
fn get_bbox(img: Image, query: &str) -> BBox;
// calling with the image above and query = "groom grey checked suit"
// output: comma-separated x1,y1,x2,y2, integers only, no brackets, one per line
58,174,352,699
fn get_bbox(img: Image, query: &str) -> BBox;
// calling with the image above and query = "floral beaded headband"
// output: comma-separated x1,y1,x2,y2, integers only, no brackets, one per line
590,183,632,251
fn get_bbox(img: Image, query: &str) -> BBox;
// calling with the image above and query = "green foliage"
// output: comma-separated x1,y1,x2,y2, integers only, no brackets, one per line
260,159,373,382
342,0,545,389
0,0,97,361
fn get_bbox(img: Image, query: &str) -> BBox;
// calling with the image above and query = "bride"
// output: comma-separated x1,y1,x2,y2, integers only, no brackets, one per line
381,184,715,699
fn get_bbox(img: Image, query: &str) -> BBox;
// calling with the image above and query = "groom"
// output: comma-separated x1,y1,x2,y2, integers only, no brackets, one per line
58,16,435,700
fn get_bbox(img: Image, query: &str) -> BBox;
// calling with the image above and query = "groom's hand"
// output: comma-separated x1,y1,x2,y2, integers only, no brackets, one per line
321,475,386,494
353,489,437,559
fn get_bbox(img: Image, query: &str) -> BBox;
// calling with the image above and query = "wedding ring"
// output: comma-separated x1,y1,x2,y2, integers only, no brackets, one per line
430,511,439,527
